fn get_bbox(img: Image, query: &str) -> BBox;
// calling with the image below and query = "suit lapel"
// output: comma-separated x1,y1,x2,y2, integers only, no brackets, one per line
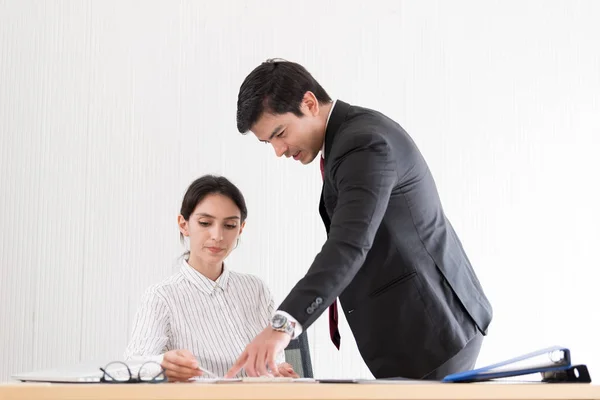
318,100,351,233
323,100,351,162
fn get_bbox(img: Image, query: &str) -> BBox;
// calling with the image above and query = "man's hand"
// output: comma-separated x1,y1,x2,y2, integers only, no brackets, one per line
161,349,202,382
225,326,291,378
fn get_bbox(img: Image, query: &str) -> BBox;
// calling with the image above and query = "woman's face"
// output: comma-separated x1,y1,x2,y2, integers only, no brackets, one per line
178,193,245,266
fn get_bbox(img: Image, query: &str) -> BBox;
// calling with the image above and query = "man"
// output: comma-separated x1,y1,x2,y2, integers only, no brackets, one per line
226,59,492,380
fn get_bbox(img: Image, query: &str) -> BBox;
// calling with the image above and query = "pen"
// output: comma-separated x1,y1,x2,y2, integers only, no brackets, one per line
196,365,219,379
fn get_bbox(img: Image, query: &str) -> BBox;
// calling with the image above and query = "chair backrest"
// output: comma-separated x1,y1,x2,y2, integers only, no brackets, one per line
284,331,313,378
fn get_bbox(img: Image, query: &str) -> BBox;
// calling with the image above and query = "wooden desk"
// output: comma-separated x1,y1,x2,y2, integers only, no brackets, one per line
1,383,600,400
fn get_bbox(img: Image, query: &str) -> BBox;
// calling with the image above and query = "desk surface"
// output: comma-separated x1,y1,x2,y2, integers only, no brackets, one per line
1,383,600,400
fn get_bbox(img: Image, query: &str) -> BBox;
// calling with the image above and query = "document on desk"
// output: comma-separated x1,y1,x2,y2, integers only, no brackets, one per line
241,377,316,383
190,376,317,384
190,377,242,383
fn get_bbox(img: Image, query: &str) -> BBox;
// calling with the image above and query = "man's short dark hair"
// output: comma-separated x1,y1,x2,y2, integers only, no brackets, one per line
236,59,332,134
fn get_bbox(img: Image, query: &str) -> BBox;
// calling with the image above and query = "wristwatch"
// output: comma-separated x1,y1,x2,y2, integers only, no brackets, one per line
271,313,295,336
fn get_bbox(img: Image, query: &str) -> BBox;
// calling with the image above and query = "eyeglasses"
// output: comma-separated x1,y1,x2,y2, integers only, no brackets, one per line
99,361,166,383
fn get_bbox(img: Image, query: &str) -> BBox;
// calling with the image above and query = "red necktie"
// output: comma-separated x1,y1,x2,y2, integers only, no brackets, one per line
320,156,341,350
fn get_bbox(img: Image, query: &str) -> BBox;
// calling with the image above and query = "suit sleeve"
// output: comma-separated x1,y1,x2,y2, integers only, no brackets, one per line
278,133,397,328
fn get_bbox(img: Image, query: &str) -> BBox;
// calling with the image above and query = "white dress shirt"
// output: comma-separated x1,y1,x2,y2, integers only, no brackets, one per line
124,258,284,377
275,99,337,338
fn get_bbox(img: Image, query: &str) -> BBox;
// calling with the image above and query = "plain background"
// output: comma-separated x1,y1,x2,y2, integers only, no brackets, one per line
1,0,599,382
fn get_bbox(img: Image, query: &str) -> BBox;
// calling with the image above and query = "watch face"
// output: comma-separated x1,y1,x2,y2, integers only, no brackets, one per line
272,314,286,328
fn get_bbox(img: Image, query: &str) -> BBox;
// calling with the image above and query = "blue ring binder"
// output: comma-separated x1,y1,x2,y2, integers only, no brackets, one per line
442,346,591,383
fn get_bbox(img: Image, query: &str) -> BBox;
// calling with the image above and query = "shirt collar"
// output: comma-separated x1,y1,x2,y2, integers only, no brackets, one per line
180,258,230,294
321,99,337,159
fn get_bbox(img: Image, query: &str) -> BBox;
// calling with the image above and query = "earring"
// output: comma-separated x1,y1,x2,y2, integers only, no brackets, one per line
234,237,240,250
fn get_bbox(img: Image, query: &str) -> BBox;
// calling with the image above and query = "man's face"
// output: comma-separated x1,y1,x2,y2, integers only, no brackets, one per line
250,94,325,165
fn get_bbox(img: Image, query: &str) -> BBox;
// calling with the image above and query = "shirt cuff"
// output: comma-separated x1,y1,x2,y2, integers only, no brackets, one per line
274,310,303,339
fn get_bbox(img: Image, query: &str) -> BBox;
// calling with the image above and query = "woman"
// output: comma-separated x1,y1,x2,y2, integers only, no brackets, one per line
124,175,297,381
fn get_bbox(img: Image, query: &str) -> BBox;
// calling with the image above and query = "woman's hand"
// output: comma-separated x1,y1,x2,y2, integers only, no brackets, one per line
277,362,299,378
161,349,203,382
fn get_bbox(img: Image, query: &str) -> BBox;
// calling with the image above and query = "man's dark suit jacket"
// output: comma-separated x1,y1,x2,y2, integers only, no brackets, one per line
279,100,493,379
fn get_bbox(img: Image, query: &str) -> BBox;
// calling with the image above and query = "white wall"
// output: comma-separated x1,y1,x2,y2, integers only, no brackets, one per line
1,0,599,382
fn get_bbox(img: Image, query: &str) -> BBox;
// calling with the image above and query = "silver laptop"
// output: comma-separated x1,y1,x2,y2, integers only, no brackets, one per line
11,361,109,383
12,358,164,383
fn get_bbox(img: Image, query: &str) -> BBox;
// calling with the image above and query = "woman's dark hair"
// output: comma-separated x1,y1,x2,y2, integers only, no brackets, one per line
179,175,248,243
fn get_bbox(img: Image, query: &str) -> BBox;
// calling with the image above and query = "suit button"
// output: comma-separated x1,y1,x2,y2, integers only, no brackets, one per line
311,301,317,309
315,297,323,305
306,306,314,314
